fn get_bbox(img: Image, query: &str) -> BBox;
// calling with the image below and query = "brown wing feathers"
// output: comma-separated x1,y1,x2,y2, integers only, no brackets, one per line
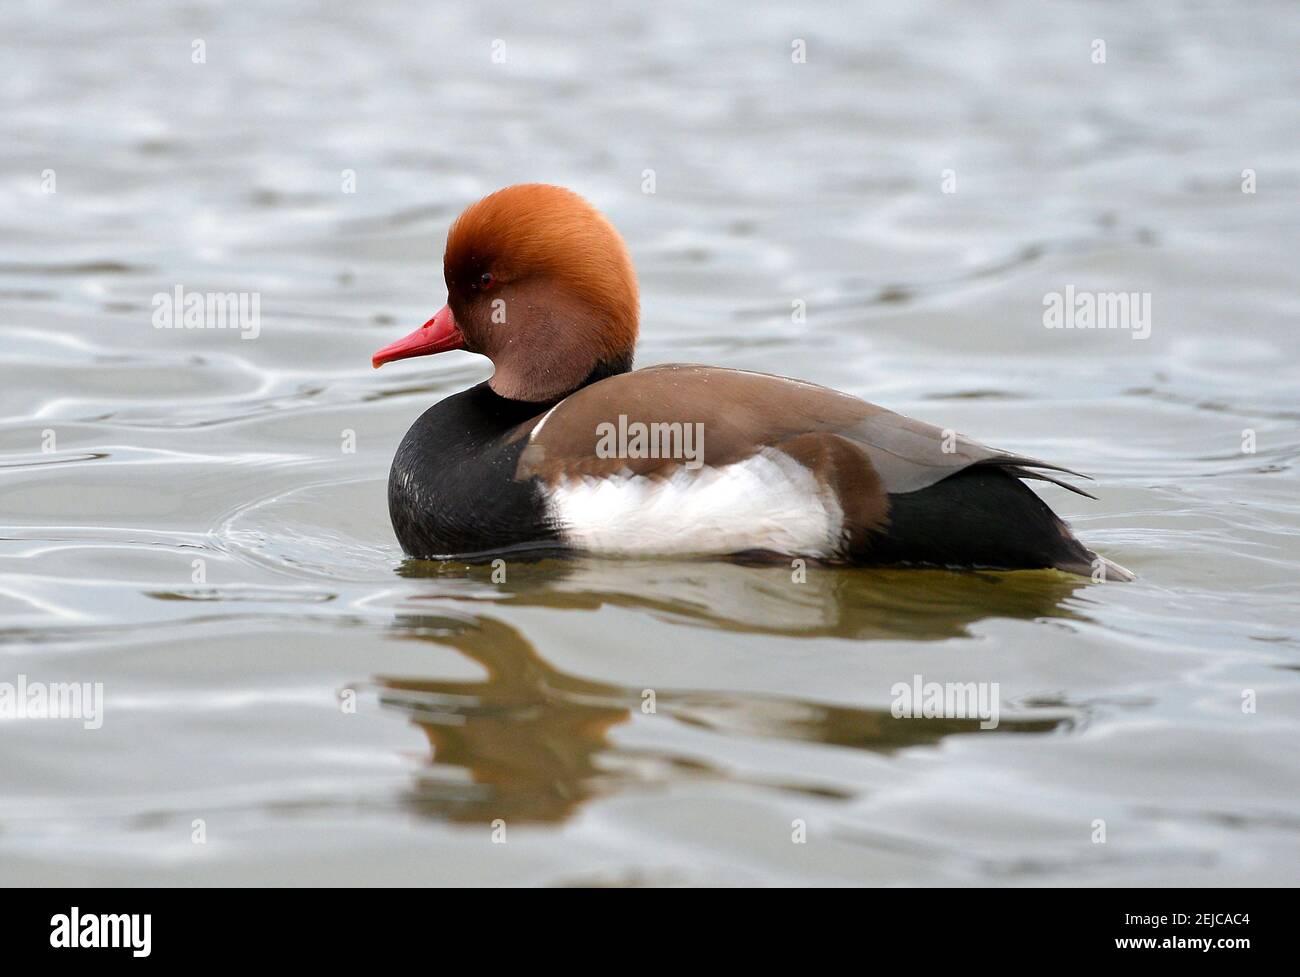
992,463,1097,500
514,363,1106,572
518,363,1096,497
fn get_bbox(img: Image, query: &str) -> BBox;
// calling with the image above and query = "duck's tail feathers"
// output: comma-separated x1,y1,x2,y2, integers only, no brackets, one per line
1054,551,1136,582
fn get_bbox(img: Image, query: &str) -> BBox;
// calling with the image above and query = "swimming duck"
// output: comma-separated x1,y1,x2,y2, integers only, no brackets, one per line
373,184,1131,579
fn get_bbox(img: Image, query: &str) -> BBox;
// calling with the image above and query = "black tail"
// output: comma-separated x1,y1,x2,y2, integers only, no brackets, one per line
862,466,1130,578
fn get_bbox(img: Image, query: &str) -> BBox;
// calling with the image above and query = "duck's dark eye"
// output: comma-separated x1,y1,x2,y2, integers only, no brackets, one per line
478,272,495,290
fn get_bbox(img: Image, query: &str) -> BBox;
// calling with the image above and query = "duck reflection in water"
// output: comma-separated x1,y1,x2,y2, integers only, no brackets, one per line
368,560,1087,824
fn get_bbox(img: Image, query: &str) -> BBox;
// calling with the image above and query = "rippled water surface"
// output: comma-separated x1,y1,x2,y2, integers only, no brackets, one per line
3,1,1299,885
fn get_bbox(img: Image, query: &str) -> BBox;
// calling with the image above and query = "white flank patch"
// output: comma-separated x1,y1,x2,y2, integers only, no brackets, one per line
544,448,845,558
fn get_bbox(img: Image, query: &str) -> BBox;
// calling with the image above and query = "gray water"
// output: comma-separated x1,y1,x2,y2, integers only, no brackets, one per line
2,0,1298,886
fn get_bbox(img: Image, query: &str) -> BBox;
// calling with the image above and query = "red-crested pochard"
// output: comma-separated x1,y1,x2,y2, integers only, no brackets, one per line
372,184,1132,579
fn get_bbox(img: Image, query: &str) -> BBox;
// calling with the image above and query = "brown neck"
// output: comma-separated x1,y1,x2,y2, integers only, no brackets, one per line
490,348,633,402
462,283,637,403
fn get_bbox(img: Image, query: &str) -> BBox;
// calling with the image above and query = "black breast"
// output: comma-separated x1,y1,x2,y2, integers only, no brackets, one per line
387,382,562,559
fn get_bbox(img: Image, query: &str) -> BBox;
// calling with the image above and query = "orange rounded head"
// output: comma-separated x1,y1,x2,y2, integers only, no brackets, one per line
372,184,640,402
